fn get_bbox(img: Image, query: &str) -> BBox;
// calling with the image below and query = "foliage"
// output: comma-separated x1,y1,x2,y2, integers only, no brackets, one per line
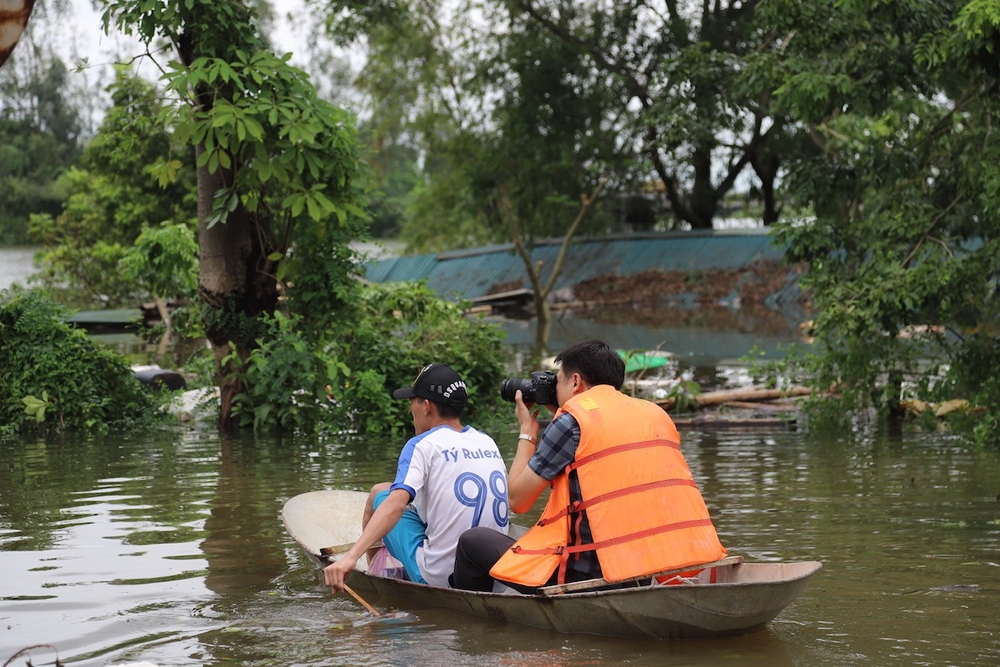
28,69,196,307
118,222,199,302
360,126,421,239
0,49,84,245
223,281,509,435
327,281,509,437
153,46,366,233
507,0,785,228
765,0,1000,442
665,380,702,414
0,291,157,435
467,9,620,245
320,0,626,255
103,0,368,248
223,311,348,430
320,0,794,248
102,0,369,427
401,155,496,253
281,206,368,339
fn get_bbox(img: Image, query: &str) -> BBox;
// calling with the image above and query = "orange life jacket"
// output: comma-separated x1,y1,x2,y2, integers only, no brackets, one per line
490,385,727,587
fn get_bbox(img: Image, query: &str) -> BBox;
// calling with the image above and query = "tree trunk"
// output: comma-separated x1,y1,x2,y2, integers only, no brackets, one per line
534,296,551,359
750,149,781,225
195,146,278,427
688,147,716,229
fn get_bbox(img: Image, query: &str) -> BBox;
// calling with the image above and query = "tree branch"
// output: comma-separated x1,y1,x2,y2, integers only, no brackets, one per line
543,177,608,295
901,194,963,268
499,183,544,299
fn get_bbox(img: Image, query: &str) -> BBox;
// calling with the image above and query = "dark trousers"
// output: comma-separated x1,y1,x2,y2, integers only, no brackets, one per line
450,526,603,594
450,526,526,592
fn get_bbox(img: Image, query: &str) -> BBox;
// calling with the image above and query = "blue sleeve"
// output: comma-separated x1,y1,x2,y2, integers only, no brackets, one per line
389,433,426,501
528,412,580,481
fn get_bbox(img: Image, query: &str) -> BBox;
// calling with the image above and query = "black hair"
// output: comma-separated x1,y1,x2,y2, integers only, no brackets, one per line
554,339,625,390
435,401,465,420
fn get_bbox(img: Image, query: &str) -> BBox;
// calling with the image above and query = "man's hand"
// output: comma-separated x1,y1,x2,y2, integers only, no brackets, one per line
514,390,540,442
324,552,359,593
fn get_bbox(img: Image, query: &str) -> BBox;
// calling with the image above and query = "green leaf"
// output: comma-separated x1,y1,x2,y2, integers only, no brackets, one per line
306,195,322,221
22,395,46,411
243,116,264,141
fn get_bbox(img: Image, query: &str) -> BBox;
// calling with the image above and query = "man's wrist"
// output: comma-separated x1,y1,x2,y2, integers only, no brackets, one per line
518,433,536,443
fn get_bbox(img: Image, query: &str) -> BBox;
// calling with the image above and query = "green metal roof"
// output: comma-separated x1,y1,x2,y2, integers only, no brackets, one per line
364,229,787,301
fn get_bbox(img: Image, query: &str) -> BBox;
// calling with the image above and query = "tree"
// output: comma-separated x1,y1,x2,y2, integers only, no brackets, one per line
764,0,1000,441
321,1,622,246
28,68,195,306
102,0,368,426
0,46,84,244
501,178,606,354
119,221,199,356
321,0,624,354
507,0,795,229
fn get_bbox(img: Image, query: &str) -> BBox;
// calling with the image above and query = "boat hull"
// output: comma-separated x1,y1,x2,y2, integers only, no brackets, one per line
283,490,821,640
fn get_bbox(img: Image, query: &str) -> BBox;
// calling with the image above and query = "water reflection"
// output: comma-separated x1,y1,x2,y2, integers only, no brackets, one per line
494,306,805,365
2,429,1000,666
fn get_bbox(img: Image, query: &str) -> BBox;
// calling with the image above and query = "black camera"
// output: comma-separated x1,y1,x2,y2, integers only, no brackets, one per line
499,370,557,404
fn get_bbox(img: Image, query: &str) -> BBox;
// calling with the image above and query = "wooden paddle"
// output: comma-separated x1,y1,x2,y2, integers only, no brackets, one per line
343,584,380,616
319,543,382,616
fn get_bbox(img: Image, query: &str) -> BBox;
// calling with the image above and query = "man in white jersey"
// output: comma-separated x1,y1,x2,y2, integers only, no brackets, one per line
324,363,509,590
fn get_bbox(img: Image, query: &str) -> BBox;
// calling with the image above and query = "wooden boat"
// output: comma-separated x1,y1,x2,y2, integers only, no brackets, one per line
282,490,822,640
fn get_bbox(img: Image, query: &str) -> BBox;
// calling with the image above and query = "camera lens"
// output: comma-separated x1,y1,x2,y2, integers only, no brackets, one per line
499,378,533,403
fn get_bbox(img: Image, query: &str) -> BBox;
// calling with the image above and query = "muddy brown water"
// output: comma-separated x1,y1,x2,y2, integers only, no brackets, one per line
2,427,999,667
3,246,1000,665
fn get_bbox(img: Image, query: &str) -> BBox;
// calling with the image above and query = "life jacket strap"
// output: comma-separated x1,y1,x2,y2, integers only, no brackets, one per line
507,518,714,557
566,438,680,473
564,518,715,554
536,478,697,526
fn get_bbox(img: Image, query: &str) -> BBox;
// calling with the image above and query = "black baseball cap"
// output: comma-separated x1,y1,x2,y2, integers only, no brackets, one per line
392,363,468,407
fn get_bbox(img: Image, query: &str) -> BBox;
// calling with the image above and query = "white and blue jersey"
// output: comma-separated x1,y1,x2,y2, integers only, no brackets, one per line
390,424,509,587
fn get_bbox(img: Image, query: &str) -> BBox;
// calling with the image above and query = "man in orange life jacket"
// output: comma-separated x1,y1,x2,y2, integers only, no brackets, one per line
450,339,726,593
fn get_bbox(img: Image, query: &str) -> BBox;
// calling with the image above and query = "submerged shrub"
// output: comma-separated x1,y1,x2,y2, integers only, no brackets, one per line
223,310,348,431
0,290,157,434
329,281,508,437
224,281,509,436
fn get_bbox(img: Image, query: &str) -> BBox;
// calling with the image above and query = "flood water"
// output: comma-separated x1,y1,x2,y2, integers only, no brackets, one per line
2,427,999,667
3,245,1000,666
0,247,37,292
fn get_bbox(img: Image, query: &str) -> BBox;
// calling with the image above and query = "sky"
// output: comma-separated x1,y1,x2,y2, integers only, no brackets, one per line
62,0,313,69
31,0,343,128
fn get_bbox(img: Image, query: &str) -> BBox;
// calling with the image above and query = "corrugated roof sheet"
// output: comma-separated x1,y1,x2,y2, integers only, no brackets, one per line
363,229,786,302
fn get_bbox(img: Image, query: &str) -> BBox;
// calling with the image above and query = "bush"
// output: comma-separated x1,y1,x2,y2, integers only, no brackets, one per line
223,310,349,431
225,281,509,436
0,290,157,434
330,281,509,437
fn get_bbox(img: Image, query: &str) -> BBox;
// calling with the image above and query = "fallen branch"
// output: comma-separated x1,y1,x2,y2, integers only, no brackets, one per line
721,400,801,411
656,385,813,410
